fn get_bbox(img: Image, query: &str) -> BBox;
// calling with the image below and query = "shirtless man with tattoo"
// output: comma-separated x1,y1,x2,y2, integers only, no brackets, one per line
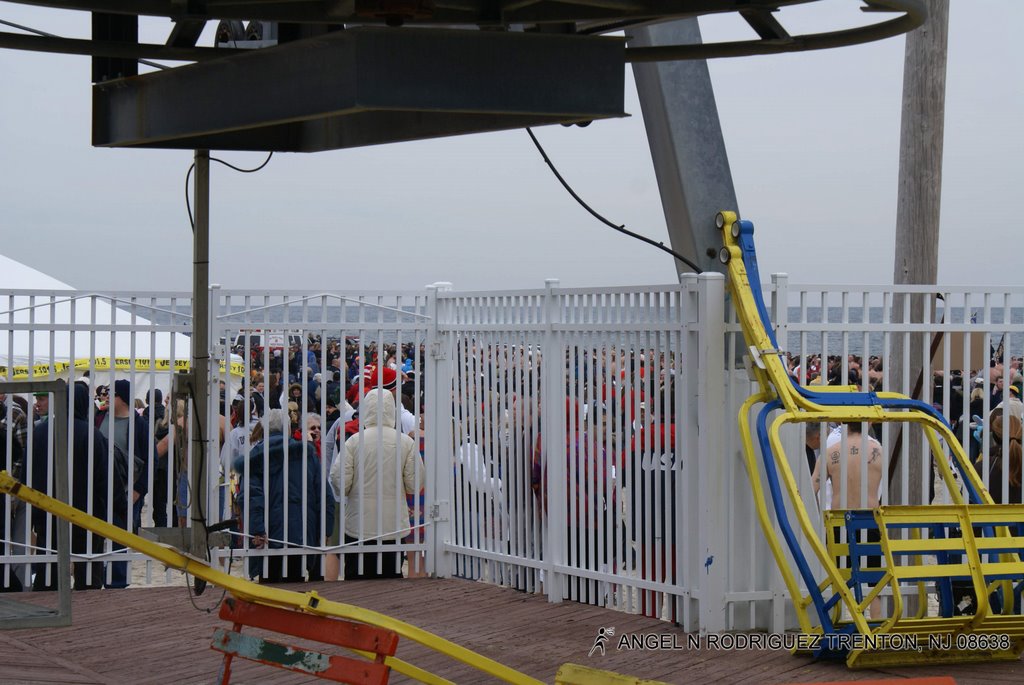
812,421,883,510
811,421,884,619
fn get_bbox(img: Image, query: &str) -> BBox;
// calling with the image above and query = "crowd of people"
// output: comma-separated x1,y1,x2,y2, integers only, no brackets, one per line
223,338,427,582
0,336,429,590
3,336,1021,606
1,379,146,591
790,351,1024,507
789,351,1024,619
447,344,1024,614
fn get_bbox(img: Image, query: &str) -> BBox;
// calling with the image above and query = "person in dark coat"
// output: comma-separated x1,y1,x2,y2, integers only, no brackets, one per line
985,411,1023,505
94,379,150,588
29,382,120,590
143,389,171,527
95,379,150,533
1,424,27,592
245,408,333,582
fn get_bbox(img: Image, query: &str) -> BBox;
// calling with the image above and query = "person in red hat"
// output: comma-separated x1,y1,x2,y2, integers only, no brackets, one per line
361,365,396,391
360,366,415,433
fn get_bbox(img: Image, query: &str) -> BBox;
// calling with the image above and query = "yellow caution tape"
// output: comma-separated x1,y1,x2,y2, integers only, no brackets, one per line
0,357,244,379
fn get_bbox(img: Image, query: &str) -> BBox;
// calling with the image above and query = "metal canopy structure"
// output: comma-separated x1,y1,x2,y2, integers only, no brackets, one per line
92,28,627,151
7,0,904,26
3,1,926,63
0,2,927,151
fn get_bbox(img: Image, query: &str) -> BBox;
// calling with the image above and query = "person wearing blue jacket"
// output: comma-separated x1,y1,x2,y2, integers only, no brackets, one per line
245,408,333,582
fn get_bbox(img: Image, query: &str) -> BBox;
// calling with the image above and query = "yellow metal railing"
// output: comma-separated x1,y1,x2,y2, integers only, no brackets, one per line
0,470,673,683
718,210,1024,667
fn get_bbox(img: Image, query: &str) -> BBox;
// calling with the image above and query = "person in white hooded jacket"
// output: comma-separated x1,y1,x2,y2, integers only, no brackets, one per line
329,388,424,579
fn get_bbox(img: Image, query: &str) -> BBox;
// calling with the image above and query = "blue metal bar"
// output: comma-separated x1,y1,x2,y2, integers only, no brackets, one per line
735,218,984,507
754,400,836,646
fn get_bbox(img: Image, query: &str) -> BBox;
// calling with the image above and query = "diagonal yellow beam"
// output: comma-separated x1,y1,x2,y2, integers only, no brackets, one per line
0,470,542,685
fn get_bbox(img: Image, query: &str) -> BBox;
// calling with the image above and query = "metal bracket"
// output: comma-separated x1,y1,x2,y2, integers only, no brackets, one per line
171,370,194,400
749,345,784,370
742,354,758,382
430,342,447,361
429,501,449,522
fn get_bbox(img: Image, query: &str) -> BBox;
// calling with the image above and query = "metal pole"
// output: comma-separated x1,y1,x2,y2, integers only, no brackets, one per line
53,380,71,623
191,149,211,557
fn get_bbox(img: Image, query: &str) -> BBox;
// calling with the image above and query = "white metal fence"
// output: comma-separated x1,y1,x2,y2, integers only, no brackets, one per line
433,278,708,630
1,290,193,589
209,290,434,582
772,276,1024,510
3,278,1024,634
743,277,1024,632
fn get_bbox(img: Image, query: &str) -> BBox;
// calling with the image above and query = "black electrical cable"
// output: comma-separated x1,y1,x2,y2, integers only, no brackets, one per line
187,394,209,535
525,128,703,274
184,538,233,614
178,390,233,612
173,144,278,610
185,152,274,231
213,154,274,175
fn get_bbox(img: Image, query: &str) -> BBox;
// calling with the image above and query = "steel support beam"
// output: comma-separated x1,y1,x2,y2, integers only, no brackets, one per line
91,11,137,83
0,29,241,61
93,27,625,151
167,19,207,48
630,18,738,277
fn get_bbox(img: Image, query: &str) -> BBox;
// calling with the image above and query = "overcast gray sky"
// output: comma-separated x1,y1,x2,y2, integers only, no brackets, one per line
1,1,1021,293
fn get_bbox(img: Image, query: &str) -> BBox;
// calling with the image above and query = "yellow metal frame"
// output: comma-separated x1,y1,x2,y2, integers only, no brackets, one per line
0,470,672,684
718,210,1024,667
822,511,928,625
0,471,536,684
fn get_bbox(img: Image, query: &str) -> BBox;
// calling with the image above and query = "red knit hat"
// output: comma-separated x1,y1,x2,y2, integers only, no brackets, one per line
362,365,397,390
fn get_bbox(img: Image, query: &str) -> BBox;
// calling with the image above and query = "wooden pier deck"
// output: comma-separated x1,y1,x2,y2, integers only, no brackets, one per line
1,578,1022,684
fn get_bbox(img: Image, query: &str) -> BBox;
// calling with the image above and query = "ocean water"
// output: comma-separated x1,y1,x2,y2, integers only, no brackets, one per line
780,306,1024,362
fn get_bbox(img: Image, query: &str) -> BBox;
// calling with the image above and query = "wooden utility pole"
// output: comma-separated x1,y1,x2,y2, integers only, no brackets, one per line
889,0,949,506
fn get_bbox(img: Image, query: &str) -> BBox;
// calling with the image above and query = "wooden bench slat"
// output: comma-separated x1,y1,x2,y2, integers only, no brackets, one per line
219,598,399,657
212,628,390,685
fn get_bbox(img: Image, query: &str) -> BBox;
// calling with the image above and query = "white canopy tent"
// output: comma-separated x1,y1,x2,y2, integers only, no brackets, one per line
0,254,239,400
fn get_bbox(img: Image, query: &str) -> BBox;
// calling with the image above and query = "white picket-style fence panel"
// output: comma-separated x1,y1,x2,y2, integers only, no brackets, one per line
3,277,1024,634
